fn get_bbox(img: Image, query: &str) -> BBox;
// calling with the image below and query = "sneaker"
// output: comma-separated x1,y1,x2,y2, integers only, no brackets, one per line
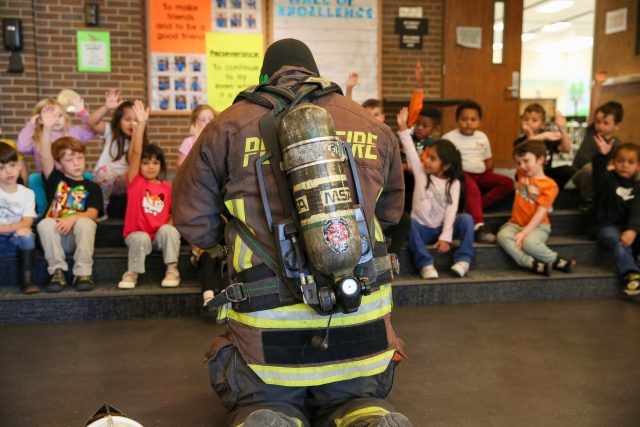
243,409,300,427
347,412,413,427
451,261,470,277
118,271,138,289
624,273,640,296
45,268,66,293
530,260,552,276
73,275,95,292
161,266,180,287
553,257,575,273
420,264,439,279
474,225,497,244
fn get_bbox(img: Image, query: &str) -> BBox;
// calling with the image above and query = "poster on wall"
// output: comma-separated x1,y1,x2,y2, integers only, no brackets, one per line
206,32,263,111
77,30,111,73
272,0,379,102
212,0,263,33
148,0,211,112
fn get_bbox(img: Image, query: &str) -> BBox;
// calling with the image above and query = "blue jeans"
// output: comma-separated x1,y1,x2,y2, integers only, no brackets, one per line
0,233,36,258
408,214,474,269
595,225,640,278
29,171,93,217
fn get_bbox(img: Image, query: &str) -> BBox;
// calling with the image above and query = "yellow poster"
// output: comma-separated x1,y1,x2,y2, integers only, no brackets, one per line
206,33,264,111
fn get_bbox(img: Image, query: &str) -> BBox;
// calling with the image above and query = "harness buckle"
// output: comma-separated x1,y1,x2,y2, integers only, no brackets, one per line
224,283,247,303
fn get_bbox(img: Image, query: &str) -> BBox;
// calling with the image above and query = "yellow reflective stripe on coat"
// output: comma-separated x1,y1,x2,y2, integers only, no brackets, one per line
224,198,254,272
248,350,395,386
372,217,384,242
225,284,392,328
334,406,390,427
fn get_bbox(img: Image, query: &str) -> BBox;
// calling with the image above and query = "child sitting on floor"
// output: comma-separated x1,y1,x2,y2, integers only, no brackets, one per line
118,100,181,289
591,138,640,296
442,100,513,244
497,140,575,275
398,107,474,279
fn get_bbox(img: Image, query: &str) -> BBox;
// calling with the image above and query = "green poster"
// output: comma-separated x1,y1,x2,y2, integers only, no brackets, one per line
77,30,111,72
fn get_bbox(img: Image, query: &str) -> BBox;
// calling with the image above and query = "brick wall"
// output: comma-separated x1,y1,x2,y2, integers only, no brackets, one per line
0,0,444,172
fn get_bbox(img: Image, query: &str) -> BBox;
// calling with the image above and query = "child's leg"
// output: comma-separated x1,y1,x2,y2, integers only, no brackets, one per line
407,219,440,269
124,232,153,273
571,163,593,201
153,224,181,268
70,217,97,276
452,213,474,264
521,224,556,263
595,225,640,278
0,234,17,258
546,166,575,191
464,173,483,225
14,228,36,251
36,218,68,274
476,171,513,208
496,222,535,268
28,173,48,217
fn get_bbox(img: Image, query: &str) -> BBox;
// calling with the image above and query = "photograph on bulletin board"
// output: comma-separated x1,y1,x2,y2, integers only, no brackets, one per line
212,0,263,34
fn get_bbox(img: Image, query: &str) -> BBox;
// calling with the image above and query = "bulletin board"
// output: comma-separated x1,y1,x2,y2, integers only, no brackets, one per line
147,0,265,113
271,0,382,103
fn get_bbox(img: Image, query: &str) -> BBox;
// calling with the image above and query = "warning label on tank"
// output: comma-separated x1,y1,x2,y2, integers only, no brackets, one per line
322,217,351,253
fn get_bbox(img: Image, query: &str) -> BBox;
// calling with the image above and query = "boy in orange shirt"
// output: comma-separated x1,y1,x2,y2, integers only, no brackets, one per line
497,140,575,275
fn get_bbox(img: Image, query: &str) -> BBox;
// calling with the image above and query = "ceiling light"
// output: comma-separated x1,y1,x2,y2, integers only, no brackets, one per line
541,21,572,32
521,33,537,42
535,1,574,14
493,42,503,51
493,21,504,31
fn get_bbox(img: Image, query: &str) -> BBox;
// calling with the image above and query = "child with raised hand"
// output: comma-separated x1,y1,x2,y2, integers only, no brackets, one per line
514,103,574,189
345,72,359,100
18,97,94,216
592,137,640,296
0,142,38,294
497,140,575,276
36,106,103,293
442,100,513,244
176,105,215,169
118,100,181,289
87,89,149,219
397,107,474,279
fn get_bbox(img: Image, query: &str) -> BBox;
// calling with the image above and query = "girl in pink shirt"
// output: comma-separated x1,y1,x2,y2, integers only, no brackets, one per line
118,100,181,289
176,105,215,169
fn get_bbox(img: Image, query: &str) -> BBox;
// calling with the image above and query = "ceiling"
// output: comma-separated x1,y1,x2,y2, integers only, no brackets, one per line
522,0,595,52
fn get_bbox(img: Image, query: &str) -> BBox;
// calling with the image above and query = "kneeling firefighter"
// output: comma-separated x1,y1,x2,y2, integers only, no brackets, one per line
173,39,410,427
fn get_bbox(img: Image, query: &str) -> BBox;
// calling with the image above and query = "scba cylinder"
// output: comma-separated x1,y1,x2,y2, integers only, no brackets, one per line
279,103,362,279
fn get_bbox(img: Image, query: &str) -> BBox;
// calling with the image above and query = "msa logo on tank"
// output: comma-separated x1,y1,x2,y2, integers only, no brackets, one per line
242,130,378,167
295,186,351,213
142,190,165,216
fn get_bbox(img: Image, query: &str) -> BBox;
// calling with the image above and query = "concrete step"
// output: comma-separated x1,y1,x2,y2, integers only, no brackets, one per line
0,265,624,324
0,247,197,287
396,235,611,274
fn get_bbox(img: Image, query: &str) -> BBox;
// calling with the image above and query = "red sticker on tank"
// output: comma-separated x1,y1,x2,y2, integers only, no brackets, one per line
322,218,351,253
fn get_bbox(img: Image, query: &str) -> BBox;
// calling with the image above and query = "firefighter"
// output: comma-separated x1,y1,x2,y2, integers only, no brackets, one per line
173,39,410,427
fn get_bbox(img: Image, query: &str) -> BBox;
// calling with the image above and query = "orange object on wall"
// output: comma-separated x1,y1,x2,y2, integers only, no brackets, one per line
149,0,211,54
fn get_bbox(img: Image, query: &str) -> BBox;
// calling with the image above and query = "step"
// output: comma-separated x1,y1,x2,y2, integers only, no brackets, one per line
0,247,197,287
0,265,624,324
396,235,612,274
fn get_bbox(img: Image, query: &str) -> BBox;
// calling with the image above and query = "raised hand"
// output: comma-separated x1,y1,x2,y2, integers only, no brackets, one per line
396,107,409,131
554,111,567,129
71,95,85,114
346,72,359,90
594,70,608,84
132,99,149,125
40,106,58,129
105,89,122,111
539,131,562,141
415,62,425,87
594,133,613,156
